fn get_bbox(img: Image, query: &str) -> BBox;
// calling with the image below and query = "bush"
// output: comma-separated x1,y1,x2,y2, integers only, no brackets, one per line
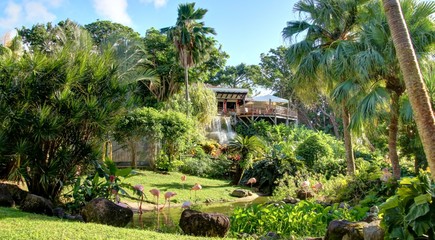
179,156,232,179
295,134,333,167
380,170,435,240
230,201,367,238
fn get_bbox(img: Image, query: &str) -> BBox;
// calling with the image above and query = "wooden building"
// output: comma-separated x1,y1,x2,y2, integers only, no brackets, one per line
208,86,298,126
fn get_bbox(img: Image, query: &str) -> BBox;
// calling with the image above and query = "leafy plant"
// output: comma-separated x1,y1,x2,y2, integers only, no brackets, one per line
230,201,367,238
380,170,435,239
64,159,135,212
295,134,333,168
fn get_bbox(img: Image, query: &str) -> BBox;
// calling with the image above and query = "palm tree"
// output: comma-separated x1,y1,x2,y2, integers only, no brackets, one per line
282,0,366,175
162,3,216,111
353,0,435,179
382,0,435,179
229,135,265,185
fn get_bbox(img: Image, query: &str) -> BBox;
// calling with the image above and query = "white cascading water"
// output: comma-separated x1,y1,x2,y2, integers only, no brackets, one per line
206,116,236,144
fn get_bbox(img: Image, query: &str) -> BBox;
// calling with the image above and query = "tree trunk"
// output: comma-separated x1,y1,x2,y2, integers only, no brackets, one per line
388,92,401,179
383,0,435,179
342,102,355,175
232,164,243,185
184,67,190,116
129,141,137,168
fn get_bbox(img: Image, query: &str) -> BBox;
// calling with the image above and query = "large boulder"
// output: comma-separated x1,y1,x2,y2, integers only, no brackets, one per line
179,209,230,237
325,220,367,240
0,183,28,206
81,198,133,227
0,187,14,207
231,189,251,198
20,194,54,216
363,220,384,240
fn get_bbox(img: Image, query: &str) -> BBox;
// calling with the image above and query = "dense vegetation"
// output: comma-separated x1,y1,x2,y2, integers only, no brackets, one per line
0,0,434,239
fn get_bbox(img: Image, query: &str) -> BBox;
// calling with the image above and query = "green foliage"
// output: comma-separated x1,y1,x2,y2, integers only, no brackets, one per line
207,63,262,92
230,201,367,238
295,134,333,168
179,156,232,179
327,160,396,204
64,159,135,212
84,20,140,45
381,170,435,239
115,107,194,169
0,28,126,201
165,83,217,126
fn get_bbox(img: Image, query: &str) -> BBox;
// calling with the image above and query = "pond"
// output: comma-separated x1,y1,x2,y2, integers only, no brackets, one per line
128,196,269,231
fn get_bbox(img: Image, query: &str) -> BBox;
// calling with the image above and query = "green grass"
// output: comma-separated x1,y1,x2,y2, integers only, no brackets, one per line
121,170,247,205
0,207,231,240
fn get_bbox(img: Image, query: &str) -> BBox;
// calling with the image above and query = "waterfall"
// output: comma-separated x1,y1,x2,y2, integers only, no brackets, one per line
206,116,236,144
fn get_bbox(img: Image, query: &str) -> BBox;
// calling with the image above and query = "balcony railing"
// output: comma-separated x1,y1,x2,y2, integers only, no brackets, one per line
218,105,297,119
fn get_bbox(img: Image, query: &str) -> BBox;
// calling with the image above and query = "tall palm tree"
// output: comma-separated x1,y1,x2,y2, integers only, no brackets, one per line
382,0,435,179
353,0,435,179
162,3,216,109
229,135,265,185
282,0,366,175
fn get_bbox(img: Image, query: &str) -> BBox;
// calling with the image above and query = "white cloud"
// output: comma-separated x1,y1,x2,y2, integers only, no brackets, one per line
24,1,57,23
140,0,168,8
0,2,22,28
93,0,132,25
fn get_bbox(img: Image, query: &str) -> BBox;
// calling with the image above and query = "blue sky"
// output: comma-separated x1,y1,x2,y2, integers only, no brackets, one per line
0,0,298,66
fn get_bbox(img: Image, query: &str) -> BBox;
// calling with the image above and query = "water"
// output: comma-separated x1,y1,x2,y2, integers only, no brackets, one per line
129,196,268,231
206,116,236,144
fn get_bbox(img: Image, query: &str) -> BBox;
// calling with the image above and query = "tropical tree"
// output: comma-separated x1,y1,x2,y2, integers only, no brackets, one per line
162,2,216,109
282,0,367,175
207,63,261,91
0,28,126,201
382,0,435,179
84,20,140,46
353,0,435,179
229,135,265,185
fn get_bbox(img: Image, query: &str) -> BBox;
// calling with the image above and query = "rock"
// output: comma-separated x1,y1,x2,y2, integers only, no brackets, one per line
0,186,14,207
231,189,250,198
0,183,28,206
296,189,314,200
53,207,66,218
20,194,54,216
363,220,384,240
283,197,300,204
81,198,133,227
325,220,367,240
179,209,230,237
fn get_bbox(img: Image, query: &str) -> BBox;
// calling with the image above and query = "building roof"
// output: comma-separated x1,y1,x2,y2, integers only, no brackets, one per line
208,86,249,100
252,95,289,104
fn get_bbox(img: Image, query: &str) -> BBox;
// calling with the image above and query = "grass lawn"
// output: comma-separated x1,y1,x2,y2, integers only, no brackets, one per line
120,170,249,207
0,207,231,240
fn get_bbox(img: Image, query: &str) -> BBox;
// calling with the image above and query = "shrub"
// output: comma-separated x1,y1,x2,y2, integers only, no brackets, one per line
380,170,435,239
230,201,367,238
179,156,232,179
295,134,333,168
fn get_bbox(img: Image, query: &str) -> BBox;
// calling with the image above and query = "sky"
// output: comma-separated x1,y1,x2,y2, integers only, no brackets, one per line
0,0,299,66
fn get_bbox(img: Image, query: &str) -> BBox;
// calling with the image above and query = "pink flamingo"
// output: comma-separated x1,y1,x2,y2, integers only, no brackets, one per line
312,182,323,193
149,188,161,229
191,183,202,201
247,177,257,189
301,180,310,189
164,191,177,211
181,175,186,189
134,184,144,214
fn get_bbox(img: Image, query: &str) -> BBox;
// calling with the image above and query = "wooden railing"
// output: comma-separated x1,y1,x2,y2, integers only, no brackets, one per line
219,105,297,119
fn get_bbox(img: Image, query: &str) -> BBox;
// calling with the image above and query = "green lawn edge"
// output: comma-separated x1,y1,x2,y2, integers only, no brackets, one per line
0,207,233,240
